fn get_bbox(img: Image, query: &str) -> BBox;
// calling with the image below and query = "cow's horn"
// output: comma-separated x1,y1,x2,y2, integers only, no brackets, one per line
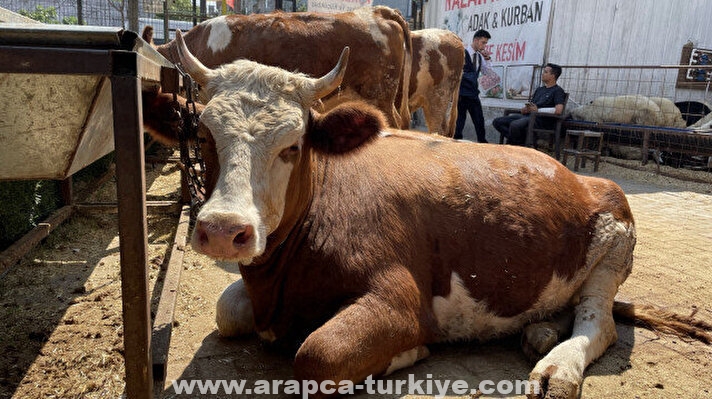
312,47,350,100
175,29,210,87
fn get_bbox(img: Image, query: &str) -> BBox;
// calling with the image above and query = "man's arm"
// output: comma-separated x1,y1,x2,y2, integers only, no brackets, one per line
553,103,564,115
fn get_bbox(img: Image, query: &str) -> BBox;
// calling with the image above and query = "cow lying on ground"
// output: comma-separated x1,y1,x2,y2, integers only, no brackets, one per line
155,6,412,130
146,30,712,399
408,29,464,137
569,94,687,128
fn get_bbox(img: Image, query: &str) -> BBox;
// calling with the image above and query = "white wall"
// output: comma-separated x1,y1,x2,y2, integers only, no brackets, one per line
547,0,712,66
424,0,712,106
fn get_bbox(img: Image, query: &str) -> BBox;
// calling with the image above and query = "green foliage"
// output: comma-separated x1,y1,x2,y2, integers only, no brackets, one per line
160,0,199,21
0,154,114,251
0,180,61,250
18,5,59,24
18,5,80,25
62,16,80,25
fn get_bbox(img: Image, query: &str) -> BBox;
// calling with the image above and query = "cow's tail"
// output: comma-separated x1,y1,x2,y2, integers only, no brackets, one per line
613,301,712,344
381,7,413,130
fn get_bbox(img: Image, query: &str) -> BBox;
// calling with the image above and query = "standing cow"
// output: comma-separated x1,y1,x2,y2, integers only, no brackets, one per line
408,29,464,137
156,6,412,130
151,30,711,399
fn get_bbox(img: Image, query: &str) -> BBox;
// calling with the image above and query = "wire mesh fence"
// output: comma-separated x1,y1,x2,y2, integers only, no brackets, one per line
2,0,414,43
553,64,712,172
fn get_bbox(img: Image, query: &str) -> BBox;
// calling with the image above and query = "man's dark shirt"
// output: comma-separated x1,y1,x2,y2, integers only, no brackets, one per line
531,84,566,109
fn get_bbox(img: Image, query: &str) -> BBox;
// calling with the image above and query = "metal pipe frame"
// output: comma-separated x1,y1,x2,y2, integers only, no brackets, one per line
0,31,178,398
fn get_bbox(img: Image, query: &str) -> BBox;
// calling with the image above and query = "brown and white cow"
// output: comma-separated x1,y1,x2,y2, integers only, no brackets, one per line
155,30,712,398
156,6,412,130
408,28,464,137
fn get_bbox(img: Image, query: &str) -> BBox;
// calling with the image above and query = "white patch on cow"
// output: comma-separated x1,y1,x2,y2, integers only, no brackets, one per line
383,346,430,376
353,7,390,55
588,213,636,279
432,272,519,342
206,16,232,53
432,212,635,343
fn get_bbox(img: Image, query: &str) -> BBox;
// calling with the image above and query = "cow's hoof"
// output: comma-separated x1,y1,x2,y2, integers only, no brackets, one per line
528,366,579,399
216,279,255,337
521,322,560,363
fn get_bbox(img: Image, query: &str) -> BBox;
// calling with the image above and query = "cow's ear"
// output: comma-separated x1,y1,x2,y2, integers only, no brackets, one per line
306,102,385,154
142,90,182,146
142,90,205,147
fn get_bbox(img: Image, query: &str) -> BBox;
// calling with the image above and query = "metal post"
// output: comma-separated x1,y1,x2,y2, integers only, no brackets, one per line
76,0,83,25
163,1,169,43
128,0,139,33
110,50,153,399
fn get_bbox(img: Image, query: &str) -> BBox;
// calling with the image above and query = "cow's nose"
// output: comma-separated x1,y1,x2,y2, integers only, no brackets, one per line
194,219,254,255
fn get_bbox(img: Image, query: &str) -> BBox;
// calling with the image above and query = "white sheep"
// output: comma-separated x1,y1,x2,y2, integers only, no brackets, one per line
570,95,666,126
648,97,687,128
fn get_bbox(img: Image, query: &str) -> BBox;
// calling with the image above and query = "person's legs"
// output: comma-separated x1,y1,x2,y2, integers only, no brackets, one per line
454,97,469,140
507,115,532,145
493,114,527,144
469,96,488,143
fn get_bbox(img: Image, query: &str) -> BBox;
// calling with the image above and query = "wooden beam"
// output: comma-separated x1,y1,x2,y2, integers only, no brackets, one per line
0,205,74,275
151,205,191,384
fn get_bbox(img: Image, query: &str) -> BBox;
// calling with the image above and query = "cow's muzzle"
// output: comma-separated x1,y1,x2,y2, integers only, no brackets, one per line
192,218,256,260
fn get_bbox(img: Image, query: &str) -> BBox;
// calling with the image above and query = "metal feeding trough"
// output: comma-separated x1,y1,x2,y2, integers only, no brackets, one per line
0,23,182,399
0,23,174,180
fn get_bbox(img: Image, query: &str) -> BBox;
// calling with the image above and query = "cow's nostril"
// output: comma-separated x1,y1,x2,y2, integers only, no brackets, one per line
195,221,210,246
233,224,254,246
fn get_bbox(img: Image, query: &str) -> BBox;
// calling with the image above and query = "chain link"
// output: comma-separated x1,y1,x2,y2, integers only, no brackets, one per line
174,64,206,218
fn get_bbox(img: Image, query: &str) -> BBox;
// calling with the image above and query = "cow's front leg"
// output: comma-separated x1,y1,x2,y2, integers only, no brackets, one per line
294,294,426,397
215,278,255,337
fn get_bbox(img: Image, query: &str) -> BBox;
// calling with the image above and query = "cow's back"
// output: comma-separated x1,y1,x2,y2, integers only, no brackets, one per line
157,9,411,128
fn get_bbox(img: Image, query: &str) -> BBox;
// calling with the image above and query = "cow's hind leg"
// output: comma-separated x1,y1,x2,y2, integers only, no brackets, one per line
528,216,635,399
294,293,425,398
521,308,575,364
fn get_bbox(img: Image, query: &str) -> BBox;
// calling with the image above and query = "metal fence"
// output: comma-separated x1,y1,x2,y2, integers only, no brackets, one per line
2,0,414,43
554,64,712,171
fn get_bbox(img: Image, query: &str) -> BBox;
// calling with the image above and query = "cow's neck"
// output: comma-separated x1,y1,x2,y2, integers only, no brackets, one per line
239,148,318,336
252,148,316,265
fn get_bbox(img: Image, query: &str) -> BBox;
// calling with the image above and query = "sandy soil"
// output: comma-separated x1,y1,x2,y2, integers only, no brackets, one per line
1,153,711,399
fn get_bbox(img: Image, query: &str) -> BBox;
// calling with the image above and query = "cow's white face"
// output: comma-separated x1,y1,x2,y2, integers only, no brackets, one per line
174,30,349,263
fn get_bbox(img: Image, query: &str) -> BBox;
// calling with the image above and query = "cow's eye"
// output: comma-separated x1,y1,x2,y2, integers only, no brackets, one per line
279,143,300,161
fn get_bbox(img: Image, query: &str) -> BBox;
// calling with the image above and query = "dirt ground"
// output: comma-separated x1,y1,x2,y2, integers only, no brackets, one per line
1,150,711,399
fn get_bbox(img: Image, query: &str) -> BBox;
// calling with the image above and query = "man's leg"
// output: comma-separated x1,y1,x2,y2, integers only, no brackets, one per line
493,114,525,143
469,96,488,143
508,115,532,145
454,97,469,140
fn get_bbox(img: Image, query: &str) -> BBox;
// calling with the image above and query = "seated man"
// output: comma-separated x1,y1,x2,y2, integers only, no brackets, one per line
493,63,567,145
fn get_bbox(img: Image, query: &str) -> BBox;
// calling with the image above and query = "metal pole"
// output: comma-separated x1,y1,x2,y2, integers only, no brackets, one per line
163,1,169,43
111,50,153,399
76,0,83,25
128,0,139,32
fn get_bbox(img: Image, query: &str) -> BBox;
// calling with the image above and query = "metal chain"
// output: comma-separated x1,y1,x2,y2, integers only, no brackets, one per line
174,64,206,217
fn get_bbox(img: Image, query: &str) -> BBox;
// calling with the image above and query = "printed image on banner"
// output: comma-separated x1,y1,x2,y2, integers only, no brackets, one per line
308,0,373,13
439,0,552,99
